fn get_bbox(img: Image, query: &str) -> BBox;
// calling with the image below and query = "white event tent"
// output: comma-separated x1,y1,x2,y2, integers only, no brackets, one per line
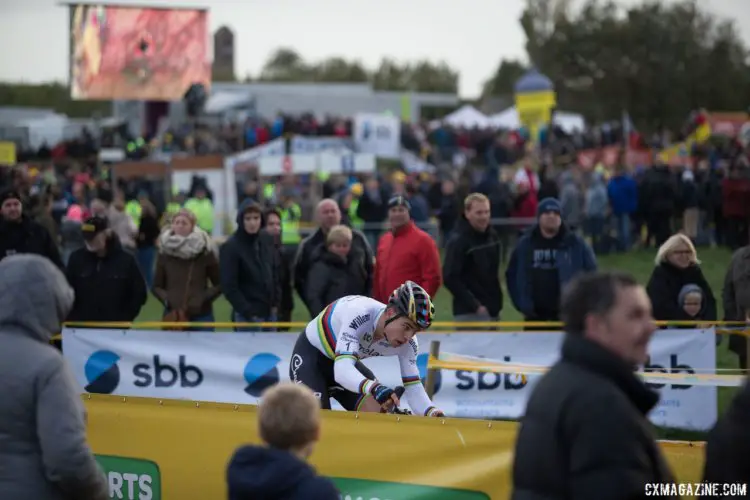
442,105,492,128
489,106,585,133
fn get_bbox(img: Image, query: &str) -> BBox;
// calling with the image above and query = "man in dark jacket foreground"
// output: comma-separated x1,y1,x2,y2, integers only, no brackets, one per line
512,272,677,500
226,382,339,500
701,379,750,498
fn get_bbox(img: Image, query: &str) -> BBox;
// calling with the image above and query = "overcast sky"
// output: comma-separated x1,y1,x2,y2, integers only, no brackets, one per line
0,0,748,97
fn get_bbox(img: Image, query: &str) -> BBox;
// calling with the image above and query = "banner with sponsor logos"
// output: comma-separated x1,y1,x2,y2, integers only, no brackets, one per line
353,112,401,159
290,135,354,154
85,394,705,500
224,138,286,171
63,328,716,430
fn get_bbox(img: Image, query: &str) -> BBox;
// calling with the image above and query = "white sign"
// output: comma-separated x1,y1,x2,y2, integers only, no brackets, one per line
290,136,353,154
354,113,400,159
224,138,285,171
62,329,716,430
400,149,435,174
258,154,317,176
256,153,376,176
318,152,376,174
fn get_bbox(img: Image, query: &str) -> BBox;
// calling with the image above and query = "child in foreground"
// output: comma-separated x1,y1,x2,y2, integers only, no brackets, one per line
226,383,340,500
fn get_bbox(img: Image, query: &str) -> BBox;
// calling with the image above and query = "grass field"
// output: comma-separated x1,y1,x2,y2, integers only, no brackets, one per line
134,247,735,438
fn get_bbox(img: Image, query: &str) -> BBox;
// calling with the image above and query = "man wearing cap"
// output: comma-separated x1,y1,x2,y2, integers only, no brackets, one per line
65,216,147,323
0,189,64,270
506,197,597,327
372,195,441,303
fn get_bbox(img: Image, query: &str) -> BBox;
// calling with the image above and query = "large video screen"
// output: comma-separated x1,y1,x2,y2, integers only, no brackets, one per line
70,4,211,101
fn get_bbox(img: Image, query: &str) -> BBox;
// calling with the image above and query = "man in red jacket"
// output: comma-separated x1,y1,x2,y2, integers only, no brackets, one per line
373,195,441,302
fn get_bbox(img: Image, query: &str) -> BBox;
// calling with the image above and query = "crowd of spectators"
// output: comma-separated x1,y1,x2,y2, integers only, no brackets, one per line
5,104,750,499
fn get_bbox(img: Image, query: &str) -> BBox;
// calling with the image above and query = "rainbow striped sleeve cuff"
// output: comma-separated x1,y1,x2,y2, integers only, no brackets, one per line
424,406,440,417
402,375,421,387
335,352,359,363
359,380,377,395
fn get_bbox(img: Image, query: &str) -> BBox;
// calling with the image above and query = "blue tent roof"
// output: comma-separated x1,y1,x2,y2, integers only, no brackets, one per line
514,68,554,93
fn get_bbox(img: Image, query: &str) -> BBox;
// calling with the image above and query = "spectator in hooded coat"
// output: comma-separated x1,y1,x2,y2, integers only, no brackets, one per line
220,200,281,331
0,254,108,500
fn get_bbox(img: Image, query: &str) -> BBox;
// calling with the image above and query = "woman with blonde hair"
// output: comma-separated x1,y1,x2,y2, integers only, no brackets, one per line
152,209,221,331
646,233,716,323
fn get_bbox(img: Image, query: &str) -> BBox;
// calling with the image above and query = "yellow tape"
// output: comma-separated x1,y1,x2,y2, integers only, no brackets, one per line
61,320,750,329
428,356,746,386
83,394,704,499
50,323,750,343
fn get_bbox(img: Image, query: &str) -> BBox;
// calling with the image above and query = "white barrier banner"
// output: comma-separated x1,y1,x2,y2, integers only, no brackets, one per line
224,138,285,171
290,136,353,154
62,328,716,430
353,113,400,159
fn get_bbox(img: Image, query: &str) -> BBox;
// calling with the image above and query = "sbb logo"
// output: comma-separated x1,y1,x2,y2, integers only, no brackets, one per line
133,355,203,388
456,356,528,391
417,353,441,394
644,355,695,390
83,351,204,394
85,350,121,394
243,353,281,397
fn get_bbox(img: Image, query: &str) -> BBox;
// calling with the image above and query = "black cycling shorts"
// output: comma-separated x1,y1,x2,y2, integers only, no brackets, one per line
290,332,375,410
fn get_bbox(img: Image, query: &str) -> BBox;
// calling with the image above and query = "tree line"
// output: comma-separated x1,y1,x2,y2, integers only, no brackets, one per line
214,47,460,94
484,0,750,130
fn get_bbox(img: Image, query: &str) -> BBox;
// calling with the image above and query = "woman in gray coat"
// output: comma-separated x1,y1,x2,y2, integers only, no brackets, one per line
0,254,108,500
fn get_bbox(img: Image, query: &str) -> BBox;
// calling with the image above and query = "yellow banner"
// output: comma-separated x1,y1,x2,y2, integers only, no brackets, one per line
84,395,705,499
657,123,711,164
0,141,16,166
515,91,556,109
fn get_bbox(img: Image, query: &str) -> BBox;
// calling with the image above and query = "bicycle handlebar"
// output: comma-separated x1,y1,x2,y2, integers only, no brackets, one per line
387,386,412,415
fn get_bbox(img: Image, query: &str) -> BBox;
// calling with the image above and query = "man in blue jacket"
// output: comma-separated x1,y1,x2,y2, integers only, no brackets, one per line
607,165,638,251
506,197,597,328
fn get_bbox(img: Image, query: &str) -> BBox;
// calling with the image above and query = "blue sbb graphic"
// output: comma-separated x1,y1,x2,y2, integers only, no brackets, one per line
243,353,281,397
416,353,441,395
84,350,121,394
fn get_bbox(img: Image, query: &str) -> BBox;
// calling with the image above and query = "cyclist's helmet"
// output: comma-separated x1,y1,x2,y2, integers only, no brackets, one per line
389,280,435,330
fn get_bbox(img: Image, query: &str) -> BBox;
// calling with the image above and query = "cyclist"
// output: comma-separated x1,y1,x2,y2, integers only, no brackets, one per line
289,281,444,417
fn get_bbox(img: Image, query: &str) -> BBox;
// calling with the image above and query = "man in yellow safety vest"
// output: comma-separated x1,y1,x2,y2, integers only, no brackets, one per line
184,187,214,235
279,191,301,251
346,183,364,230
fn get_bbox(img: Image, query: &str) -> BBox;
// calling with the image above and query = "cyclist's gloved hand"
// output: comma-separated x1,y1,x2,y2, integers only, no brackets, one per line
370,383,398,406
